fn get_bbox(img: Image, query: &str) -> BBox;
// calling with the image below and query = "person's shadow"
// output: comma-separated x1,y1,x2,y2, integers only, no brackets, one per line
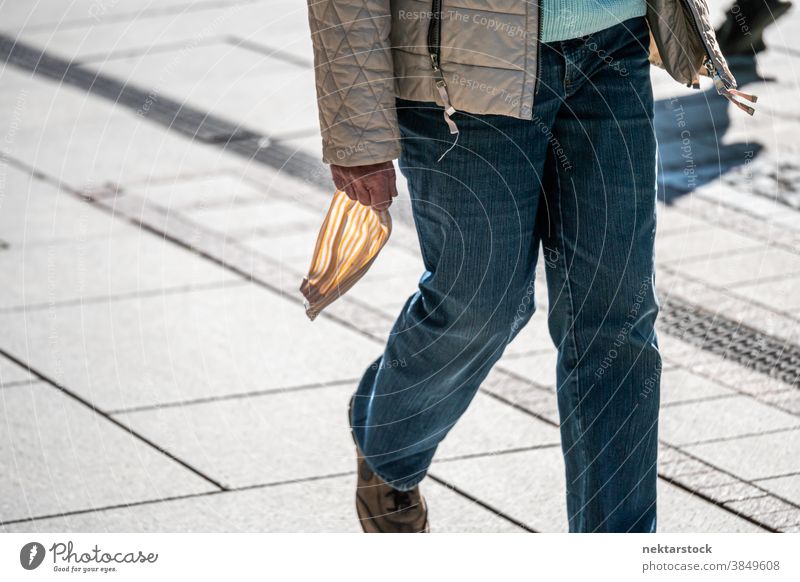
655,57,766,204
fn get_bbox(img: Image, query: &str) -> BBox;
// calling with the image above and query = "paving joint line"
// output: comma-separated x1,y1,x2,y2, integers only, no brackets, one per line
0,278,245,314
0,379,37,389
751,471,800,482
665,444,800,513
435,443,562,465
427,473,536,533
660,393,740,408
76,35,226,65
224,35,312,68
106,378,362,415
656,474,776,532
670,425,800,448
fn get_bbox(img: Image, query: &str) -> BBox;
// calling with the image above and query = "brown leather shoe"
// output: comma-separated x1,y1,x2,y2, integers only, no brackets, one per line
355,446,430,533
349,395,430,533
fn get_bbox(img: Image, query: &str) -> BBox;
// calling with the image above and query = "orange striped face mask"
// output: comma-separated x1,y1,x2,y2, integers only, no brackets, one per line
300,190,392,320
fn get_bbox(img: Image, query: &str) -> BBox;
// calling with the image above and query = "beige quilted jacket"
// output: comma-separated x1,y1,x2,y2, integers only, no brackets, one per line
307,0,754,167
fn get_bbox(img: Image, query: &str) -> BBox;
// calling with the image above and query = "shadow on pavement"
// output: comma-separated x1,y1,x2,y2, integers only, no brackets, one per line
655,58,767,204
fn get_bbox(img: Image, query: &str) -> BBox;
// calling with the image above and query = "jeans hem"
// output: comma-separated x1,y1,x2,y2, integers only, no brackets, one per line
370,465,428,492
351,409,429,493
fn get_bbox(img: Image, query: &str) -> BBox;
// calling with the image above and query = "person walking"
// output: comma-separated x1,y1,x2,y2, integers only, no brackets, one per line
716,0,792,56
305,0,754,533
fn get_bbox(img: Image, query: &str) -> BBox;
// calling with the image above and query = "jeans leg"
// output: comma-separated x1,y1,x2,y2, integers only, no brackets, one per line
541,17,661,532
352,78,564,490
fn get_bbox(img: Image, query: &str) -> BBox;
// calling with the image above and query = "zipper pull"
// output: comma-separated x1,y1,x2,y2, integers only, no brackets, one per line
430,53,460,162
706,59,758,116
430,53,458,131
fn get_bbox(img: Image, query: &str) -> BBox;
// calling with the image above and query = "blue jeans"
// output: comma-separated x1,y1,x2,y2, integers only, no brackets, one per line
351,17,661,533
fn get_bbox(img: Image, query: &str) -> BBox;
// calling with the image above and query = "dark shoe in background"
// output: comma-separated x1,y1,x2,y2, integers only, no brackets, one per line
349,395,430,533
716,0,793,56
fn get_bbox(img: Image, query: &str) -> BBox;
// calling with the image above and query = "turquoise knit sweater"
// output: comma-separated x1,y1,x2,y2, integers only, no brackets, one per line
541,0,647,43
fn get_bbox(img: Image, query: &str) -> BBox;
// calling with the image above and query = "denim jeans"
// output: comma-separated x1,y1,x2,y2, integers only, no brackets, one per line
351,16,661,533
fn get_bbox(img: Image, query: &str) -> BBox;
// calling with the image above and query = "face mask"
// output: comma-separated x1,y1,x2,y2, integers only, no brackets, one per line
300,190,392,320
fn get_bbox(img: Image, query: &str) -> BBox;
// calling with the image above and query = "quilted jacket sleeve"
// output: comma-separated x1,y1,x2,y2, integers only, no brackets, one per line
306,0,402,166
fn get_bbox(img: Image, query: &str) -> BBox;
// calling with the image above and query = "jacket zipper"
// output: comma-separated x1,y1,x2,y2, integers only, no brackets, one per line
678,0,757,114
427,0,459,143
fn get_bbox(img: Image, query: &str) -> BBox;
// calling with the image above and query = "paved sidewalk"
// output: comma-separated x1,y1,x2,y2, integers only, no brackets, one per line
1,1,798,532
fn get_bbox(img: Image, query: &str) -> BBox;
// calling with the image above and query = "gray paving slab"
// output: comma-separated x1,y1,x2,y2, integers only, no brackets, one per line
689,355,797,397
92,41,317,138
759,390,800,416
753,475,800,506
0,165,132,246
131,172,265,210
481,370,560,425
0,73,232,191
656,481,765,533
655,225,763,263
651,329,722,369
686,428,800,481
0,382,215,524
504,311,555,356
661,396,800,446
0,69,92,131
239,229,320,264
343,269,422,314
0,0,210,31
689,180,794,221
279,133,322,160
656,205,717,235
113,383,357,489
731,275,800,313
660,368,735,406
361,245,425,280
16,1,309,60
437,392,560,459
0,356,33,386
675,245,800,288
183,198,321,236
0,232,239,309
0,283,378,411
430,447,568,532
753,39,800,122
496,350,558,389
2,476,524,533
224,2,313,54
766,208,800,233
